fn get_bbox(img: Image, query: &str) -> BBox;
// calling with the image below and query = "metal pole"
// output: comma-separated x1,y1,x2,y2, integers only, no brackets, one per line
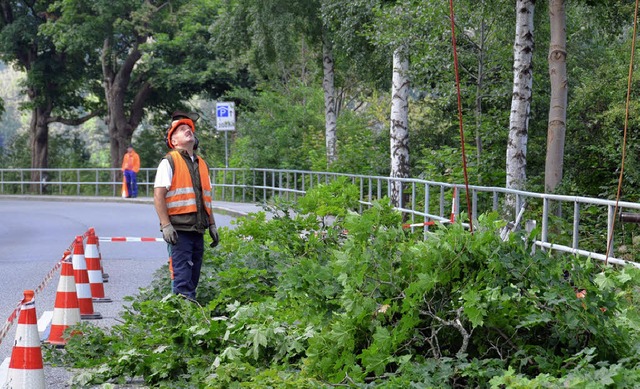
225,131,229,168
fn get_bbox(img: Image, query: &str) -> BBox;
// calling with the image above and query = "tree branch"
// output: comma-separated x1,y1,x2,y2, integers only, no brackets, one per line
421,306,471,356
48,111,101,126
129,81,152,127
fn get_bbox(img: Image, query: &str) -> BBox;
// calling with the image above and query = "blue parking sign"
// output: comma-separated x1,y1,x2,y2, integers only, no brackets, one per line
217,105,230,118
216,102,235,131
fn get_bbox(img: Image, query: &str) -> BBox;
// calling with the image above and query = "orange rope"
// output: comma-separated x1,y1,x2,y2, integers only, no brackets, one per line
606,0,639,265
448,0,473,233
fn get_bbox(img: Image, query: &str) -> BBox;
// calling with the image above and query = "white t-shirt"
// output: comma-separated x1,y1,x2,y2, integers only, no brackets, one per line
154,154,197,190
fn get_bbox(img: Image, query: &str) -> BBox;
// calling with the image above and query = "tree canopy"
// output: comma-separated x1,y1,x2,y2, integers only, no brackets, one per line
0,0,639,201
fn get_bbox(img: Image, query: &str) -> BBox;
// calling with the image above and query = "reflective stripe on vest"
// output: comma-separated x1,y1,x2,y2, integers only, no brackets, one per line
166,151,212,216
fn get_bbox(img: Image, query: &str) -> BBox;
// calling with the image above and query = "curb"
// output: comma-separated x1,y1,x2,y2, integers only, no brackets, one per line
0,195,253,218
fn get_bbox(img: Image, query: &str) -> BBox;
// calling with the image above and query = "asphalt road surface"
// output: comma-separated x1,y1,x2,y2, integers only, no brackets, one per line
0,197,237,386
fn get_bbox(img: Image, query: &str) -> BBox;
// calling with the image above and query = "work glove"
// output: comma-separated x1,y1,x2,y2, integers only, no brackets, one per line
161,223,178,245
209,224,219,248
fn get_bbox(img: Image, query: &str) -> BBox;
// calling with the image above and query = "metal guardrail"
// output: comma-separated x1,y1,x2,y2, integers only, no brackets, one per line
0,168,158,198
2,167,640,267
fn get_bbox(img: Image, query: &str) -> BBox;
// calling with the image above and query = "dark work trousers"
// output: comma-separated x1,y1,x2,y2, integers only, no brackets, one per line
170,230,205,300
124,170,138,197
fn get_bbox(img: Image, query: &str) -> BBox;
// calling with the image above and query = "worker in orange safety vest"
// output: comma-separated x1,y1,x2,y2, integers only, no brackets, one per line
121,145,140,198
153,111,219,300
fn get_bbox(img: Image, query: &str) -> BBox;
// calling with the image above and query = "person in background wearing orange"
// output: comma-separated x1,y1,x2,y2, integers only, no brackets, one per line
122,145,140,198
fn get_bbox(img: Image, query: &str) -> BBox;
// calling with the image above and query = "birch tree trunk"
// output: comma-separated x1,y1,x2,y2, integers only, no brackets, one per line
322,32,338,167
390,44,410,208
544,0,567,194
506,0,535,196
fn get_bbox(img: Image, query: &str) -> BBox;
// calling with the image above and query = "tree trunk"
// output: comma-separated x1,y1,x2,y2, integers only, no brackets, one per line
390,45,410,208
544,0,567,194
322,32,338,168
101,37,150,171
506,0,535,196
29,104,52,194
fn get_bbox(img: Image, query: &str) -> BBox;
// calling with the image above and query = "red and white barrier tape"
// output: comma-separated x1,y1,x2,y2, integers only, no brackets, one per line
0,254,64,347
403,220,439,229
0,301,22,347
99,237,164,242
402,188,457,229
1,229,105,346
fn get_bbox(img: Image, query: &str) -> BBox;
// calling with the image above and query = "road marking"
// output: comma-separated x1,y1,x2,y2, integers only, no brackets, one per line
0,357,9,386
38,311,53,342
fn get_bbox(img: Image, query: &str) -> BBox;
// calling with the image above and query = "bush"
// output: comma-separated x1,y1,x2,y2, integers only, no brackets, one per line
51,182,640,387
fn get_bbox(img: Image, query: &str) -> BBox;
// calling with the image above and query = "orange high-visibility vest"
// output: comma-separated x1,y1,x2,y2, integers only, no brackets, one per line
165,150,212,216
121,150,140,172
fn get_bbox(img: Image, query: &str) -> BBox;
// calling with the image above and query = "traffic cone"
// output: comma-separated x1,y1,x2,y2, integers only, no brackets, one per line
168,255,175,289
85,231,112,303
46,251,81,346
72,236,102,320
121,176,129,198
4,290,45,389
167,242,175,291
88,227,109,283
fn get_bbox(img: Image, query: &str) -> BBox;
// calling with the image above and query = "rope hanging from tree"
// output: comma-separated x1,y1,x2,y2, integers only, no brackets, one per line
448,0,474,234
606,0,640,265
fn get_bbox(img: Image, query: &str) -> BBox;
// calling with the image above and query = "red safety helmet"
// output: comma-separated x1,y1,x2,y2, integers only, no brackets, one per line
165,111,200,149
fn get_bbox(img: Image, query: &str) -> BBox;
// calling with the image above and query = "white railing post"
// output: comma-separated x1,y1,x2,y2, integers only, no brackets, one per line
607,205,615,257
572,202,580,250
541,198,549,249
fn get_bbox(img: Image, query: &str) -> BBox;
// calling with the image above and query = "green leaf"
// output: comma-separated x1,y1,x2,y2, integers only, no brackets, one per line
616,270,632,284
462,289,485,328
464,305,485,328
249,327,268,359
594,272,616,290
359,327,392,376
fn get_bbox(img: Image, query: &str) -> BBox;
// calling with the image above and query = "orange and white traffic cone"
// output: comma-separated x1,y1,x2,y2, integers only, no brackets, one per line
88,227,109,283
85,231,111,303
168,255,175,290
46,251,81,346
121,176,129,198
72,236,102,320
4,290,45,389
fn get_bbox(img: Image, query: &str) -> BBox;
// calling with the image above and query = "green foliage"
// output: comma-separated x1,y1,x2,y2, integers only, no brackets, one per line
0,64,24,144
133,123,169,170
321,0,390,90
211,0,322,84
228,83,325,170
490,358,640,389
306,107,390,176
2,0,637,204
0,129,89,169
297,177,360,218
415,145,477,184
50,182,640,387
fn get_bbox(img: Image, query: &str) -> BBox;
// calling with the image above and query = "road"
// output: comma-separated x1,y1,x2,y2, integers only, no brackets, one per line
0,197,239,385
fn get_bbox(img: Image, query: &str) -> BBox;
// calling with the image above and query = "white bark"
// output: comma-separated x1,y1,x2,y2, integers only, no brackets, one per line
544,0,567,193
506,0,535,192
390,45,410,207
323,36,338,167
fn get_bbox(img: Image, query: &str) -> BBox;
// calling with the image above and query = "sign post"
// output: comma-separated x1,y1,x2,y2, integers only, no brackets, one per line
215,102,236,168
